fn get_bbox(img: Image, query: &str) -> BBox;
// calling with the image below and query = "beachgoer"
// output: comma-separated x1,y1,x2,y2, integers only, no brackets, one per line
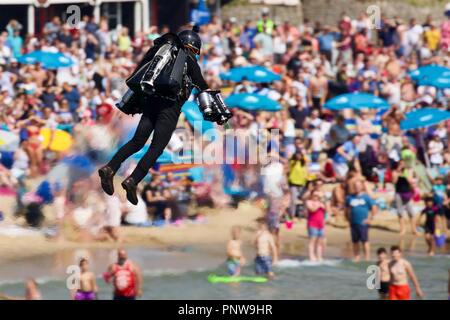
104,249,143,300
376,247,390,300
254,217,278,279
392,160,418,235
388,246,424,300
226,226,246,276
420,196,441,256
345,181,377,261
305,190,326,261
73,258,98,300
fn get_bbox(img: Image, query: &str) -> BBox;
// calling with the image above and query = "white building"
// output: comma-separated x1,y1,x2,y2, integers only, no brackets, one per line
0,0,152,35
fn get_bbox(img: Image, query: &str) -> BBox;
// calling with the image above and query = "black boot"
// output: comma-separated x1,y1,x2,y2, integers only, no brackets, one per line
121,177,138,205
98,166,115,195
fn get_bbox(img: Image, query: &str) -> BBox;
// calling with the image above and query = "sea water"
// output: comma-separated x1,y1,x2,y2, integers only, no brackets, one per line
0,248,448,300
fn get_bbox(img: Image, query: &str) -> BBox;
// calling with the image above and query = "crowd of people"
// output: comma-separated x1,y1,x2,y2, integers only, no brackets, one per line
0,2,450,300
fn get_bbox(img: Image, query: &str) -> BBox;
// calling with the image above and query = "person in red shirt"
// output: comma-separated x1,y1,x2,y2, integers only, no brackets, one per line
104,249,143,300
354,29,370,56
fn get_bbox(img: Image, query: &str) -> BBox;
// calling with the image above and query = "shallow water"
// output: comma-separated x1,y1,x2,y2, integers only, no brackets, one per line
0,247,448,300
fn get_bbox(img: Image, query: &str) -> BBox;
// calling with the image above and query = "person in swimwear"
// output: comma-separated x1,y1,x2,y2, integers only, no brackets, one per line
17,116,44,177
388,246,424,300
254,217,278,279
72,258,98,300
420,196,441,256
376,247,390,300
226,226,246,276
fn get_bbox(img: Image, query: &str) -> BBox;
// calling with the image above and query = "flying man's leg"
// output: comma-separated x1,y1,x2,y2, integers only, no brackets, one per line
122,103,181,204
99,114,155,195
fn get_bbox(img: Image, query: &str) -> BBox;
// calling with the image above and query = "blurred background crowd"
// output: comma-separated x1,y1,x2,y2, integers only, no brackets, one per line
0,0,449,247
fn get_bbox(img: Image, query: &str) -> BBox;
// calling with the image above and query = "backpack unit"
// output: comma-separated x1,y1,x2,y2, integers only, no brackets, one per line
126,33,188,101
140,43,180,97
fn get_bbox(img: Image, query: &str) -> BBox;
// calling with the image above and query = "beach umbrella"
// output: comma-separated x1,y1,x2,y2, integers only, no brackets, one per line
0,130,19,152
181,101,215,133
409,65,450,81
40,128,73,152
400,108,450,131
225,93,282,112
410,65,450,89
324,92,390,110
220,66,281,83
18,51,74,69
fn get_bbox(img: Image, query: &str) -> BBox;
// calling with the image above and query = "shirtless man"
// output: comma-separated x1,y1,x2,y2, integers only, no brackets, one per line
72,258,98,300
388,246,424,300
331,181,347,224
382,105,404,154
104,249,143,300
254,218,278,279
226,226,246,276
308,66,328,113
346,167,373,198
376,247,390,299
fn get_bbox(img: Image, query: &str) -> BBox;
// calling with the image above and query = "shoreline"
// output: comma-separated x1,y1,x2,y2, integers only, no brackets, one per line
0,201,435,270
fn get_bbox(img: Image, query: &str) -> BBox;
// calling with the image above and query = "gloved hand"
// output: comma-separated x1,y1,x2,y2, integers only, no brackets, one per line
197,90,232,125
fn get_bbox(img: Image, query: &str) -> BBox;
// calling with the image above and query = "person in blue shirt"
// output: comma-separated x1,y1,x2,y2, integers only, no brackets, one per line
333,134,361,179
346,181,377,262
240,20,258,51
62,83,81,117
318,26,337,62
432,176,446,207
7,30,23,58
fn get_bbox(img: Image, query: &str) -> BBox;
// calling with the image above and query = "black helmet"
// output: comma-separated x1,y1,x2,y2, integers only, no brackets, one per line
178,28,202,55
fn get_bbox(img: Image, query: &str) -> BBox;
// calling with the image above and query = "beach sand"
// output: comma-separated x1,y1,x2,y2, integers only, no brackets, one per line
0,194,430,266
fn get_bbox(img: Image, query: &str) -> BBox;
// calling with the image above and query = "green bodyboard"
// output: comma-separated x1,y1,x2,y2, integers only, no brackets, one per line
207,274,268,283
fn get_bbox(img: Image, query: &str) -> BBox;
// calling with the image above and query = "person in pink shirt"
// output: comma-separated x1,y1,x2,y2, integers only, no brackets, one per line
441,11,450,51
305,190,326,261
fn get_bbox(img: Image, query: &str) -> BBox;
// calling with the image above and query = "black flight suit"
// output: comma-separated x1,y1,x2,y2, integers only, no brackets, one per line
107,39,208,183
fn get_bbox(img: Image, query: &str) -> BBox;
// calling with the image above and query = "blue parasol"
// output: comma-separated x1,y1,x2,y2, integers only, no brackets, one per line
410,65,450,89
324,92,390,110
220,65,281,83
400,108,450,131
18,51,74,69
225,93,282,112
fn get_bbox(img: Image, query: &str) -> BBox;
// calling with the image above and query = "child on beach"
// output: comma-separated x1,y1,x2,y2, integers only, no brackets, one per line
420,196,442,256
305,190,326,261
254,217,278,279
226,226,246,276
71,258,98,300
376,247,391,300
